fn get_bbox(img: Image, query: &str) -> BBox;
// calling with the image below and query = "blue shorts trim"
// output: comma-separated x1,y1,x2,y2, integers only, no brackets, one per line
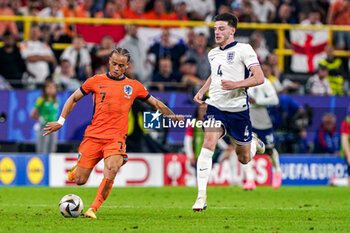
205,105,252,144
252,127,276,149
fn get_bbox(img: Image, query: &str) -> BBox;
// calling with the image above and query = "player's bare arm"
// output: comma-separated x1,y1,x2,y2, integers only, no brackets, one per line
43,88,85,136
145,96,184,122
221,65,264,90
194,76,212,104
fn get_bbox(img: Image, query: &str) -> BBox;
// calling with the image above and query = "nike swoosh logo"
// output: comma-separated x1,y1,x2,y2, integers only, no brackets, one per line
199,168,208,171
210,58,215,61
99,86,107,89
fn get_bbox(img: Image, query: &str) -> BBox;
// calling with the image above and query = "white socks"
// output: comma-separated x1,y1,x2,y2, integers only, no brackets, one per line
271,148,281,173
243,161,255,181
250,138,257,161
197,148,214,196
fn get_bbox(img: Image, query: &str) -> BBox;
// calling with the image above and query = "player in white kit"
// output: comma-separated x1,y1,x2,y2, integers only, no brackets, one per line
243,77,282,190
192,13,265,211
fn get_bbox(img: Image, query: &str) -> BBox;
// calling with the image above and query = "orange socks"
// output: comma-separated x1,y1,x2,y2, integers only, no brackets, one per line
90,178,114,212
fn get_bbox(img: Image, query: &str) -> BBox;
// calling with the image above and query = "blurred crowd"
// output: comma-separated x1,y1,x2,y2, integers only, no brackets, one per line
0,0,349,95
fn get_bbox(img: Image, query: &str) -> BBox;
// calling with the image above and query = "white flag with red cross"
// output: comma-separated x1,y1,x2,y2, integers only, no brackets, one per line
290,28,328,73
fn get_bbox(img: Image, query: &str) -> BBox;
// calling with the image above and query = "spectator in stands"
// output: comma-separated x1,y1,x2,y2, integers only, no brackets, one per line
0,31,26,88
314,113,340,154
20,24,56,89
115,0,128,18
76,0,95,17
319,45,346,96
60,34,92,81
148,27,187,74
182,0,215,21
38,0,63,33
186,27,196,50
250,31,270,62
95,0,121,18
261,63,282,93
152,56,183,91
143,0,170,20
306,65,332,96
124,0,145,19
118,24,150,83
91,35,115,71
301,8,322,26
169,2,188,20
184,33,210,80
53,59,80,91
30,78,58,153
62,0,79,37
315,0,330,24
252,0,276,23
274,4,293,24
0,0,18,38
239,1,258,23
19,0,40,16
10,0,24,37
327,0,350,50
273,4,293,49
278,0,301,24
179,58,204,87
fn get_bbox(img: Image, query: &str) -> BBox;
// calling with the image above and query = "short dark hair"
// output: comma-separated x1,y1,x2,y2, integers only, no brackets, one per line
109,47,131,62
214,13,238,29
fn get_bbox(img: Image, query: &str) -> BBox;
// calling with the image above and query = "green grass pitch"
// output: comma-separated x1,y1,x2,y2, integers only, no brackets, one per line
0,186,350,232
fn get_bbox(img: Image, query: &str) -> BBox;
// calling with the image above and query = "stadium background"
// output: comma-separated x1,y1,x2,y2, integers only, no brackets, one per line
0,0,350,188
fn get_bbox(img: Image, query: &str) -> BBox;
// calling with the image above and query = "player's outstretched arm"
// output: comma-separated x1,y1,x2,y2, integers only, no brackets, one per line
43,89,85,136
144,96,184,122
193,76,211,104
221,65,264,90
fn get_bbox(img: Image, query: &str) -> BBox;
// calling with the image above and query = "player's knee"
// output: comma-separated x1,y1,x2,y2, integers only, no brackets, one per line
105,164,120,177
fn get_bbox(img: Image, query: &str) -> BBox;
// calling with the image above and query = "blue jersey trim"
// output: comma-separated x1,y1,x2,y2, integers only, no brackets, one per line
219,41,238,51
138,93,151,101
80,86,88,95
107,72,126,81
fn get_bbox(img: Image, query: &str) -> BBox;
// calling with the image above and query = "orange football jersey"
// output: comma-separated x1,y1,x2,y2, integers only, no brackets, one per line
80,73,150,139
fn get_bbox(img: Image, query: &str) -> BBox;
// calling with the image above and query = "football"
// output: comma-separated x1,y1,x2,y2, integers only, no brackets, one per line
58,194,84,218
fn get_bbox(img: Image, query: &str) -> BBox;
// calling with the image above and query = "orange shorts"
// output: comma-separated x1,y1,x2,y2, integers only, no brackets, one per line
77,136,128,169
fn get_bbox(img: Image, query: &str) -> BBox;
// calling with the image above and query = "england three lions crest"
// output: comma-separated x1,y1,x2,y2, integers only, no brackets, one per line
227,51,235,64
124,85,133,99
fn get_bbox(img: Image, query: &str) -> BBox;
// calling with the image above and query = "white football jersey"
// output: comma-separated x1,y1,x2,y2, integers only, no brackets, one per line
205,42,260,112
248,78,279,130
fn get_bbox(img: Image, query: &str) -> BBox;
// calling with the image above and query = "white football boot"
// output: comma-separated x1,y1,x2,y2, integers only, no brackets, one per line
192,194,207,211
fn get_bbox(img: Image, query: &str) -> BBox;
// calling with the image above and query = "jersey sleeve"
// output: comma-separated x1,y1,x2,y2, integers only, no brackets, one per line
341,120,349,135
134,80,150,101
242,44,260,70
80,76,95,95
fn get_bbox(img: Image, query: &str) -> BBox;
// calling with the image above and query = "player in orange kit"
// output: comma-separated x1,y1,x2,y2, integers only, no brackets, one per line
43,47,183,219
